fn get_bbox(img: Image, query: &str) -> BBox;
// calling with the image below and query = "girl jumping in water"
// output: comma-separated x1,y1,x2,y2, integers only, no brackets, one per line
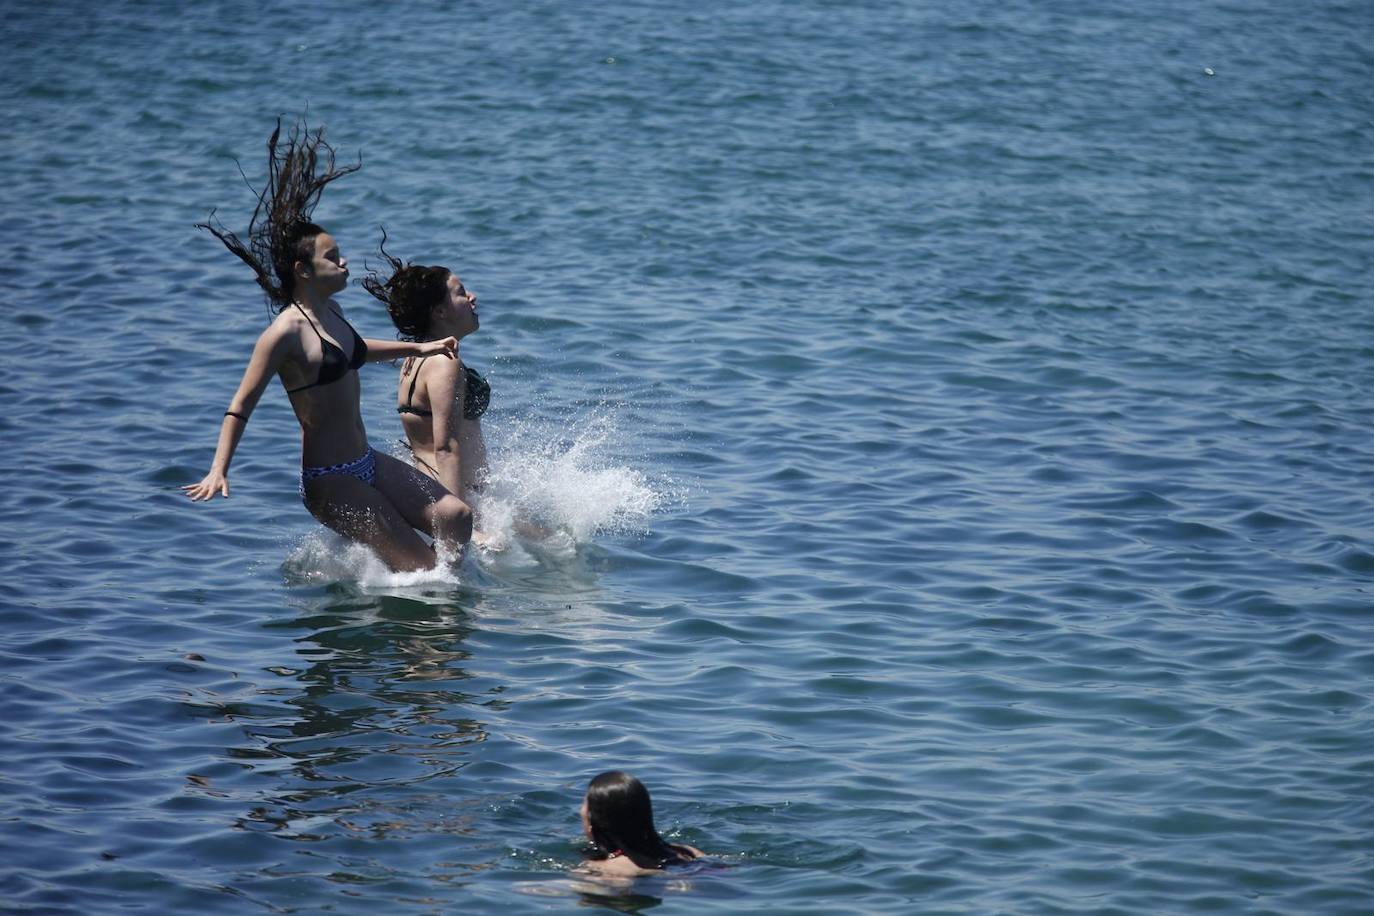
362,237,490,526
183,120,473,571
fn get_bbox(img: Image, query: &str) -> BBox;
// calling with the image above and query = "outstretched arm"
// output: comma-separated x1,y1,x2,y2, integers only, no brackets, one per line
183,328,291,501
364,337,457,363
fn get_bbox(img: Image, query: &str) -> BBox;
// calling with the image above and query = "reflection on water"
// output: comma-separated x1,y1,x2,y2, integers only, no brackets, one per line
181,593,506,884
571,883,668,913
515,868,741,913
514,877,669,912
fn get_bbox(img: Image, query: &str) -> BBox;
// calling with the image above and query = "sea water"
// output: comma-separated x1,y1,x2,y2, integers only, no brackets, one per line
2,0,1372,912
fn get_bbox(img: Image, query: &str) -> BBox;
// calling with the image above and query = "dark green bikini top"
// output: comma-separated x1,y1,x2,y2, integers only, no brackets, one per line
398,358,490,421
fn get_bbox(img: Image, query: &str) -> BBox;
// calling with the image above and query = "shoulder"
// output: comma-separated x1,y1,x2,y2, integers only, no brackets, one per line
575,858,615,876
580,858,659,878
424,354,463,386
264,307,305,337
255,309,305,353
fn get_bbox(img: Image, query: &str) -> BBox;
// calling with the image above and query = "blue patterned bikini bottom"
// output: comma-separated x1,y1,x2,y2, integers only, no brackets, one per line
299,447,377,501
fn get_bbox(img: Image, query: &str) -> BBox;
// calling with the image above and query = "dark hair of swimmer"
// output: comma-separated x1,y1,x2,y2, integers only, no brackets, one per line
361,228,451,341
582,771,696,870
196,118,360,313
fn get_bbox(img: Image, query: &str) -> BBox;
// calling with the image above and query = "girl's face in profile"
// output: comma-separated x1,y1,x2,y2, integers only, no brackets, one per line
579,797,593,840
445,273,478,331
306,233,349,294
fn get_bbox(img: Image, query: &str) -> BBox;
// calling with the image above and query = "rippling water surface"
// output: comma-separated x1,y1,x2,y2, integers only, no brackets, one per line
3,0,1373,912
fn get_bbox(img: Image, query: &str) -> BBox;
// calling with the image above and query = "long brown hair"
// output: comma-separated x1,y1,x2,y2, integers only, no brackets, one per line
197,118,360,313
583,771,695,870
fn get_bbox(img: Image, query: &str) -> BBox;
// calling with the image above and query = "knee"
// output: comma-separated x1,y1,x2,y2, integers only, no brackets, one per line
434,495,473,543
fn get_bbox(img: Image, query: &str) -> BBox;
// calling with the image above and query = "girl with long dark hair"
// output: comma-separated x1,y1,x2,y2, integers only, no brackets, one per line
183,120,474,571
362,237,490,538
577,771,704,877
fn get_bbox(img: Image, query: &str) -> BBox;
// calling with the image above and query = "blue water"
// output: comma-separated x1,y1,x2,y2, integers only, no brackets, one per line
3,0,1373,912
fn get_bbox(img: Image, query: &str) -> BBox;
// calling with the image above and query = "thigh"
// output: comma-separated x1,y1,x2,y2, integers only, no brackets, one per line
372,449,455,535
459,419,488,498
302,472,434,569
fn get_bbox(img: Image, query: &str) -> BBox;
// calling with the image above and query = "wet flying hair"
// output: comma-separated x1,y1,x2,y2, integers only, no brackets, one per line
583,771,694,870
196,118,360,313
361,228,451,341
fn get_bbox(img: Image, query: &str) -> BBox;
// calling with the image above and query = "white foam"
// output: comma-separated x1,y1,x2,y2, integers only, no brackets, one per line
280,529,470,591
281,408,672,586
476,409,668,551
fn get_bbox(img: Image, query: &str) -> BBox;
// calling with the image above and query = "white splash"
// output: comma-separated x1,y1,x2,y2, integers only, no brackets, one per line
281,530,470,590
475,410,667,552
281,409,670,586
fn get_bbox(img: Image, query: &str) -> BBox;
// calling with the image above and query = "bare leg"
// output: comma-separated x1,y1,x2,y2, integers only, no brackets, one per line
458,421,496,546
401,449,490,546
458,417,488,503
302,475,437,572
372,451,473,552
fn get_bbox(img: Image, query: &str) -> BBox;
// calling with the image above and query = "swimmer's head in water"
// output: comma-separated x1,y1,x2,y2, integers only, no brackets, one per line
197,118,360,313
581,770,691,870
363,229,476,341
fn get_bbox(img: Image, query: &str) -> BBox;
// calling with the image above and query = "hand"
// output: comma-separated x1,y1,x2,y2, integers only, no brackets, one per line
420,336,458,359
182,470,230,501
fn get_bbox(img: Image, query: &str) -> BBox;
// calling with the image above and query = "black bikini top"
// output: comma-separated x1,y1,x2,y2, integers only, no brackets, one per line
285,303,368,394
398,357,491,421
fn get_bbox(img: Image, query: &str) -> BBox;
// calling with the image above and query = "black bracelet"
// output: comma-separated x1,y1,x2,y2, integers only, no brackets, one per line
224,410,248,422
